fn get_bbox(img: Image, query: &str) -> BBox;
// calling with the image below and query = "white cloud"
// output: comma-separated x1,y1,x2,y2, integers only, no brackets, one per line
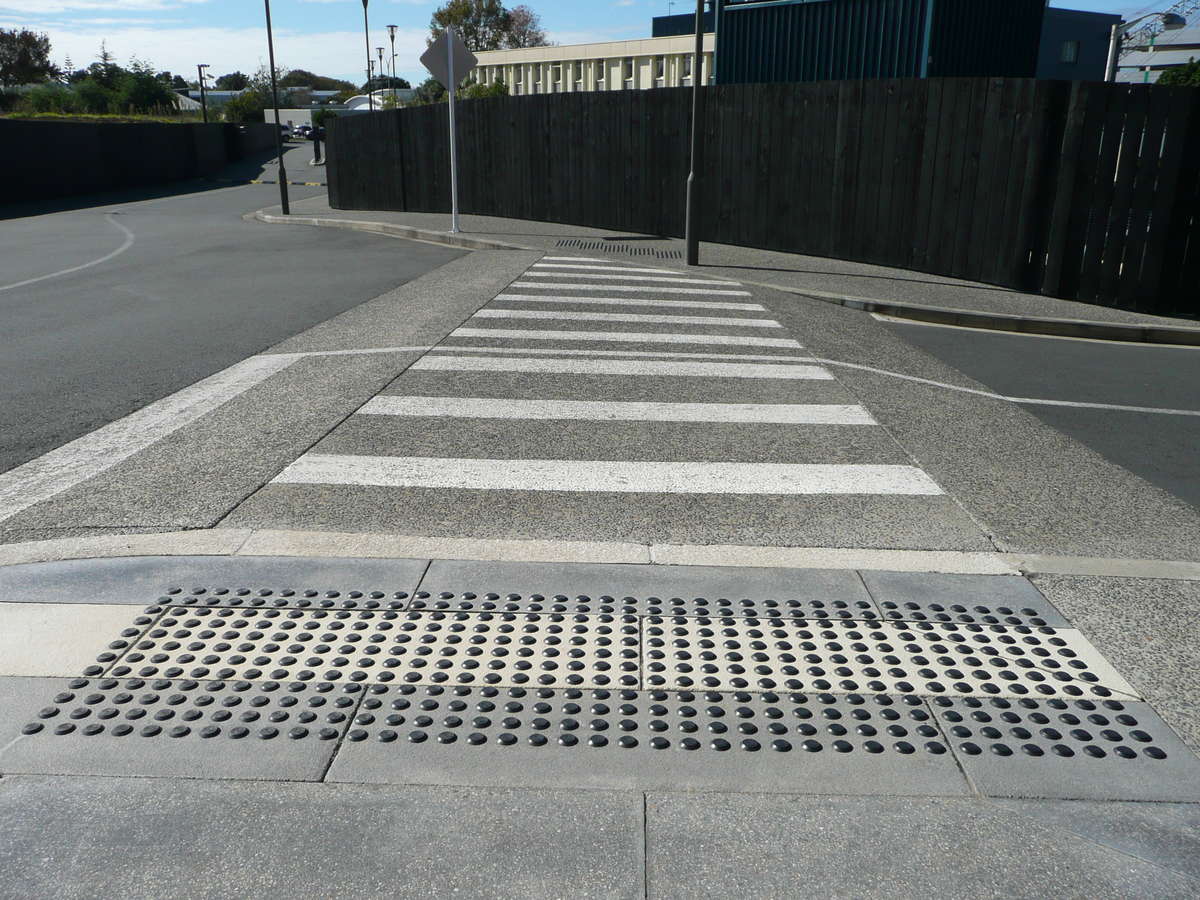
22,22,431,82
0,1,207,13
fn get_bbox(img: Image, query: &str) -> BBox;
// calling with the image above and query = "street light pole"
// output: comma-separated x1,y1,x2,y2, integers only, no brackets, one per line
362,0,373,111
196,63,209,123
377,46,385,104
684,0,705,266
387,24,398,108
263,0,289,215
1105,11,1188,81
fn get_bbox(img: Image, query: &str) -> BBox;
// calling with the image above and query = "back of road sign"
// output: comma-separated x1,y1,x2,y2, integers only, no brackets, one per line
420,29,478,89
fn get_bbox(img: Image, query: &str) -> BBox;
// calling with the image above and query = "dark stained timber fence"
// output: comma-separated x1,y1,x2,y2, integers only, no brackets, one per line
327,79,1200,317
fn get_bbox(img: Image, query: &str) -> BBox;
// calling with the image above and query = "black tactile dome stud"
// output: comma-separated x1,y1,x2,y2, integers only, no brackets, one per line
153,587,410,612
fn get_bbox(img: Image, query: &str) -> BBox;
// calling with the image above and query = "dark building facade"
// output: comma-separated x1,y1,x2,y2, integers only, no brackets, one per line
652,9,716,38
713,0,1048,84
1036,7,1123,81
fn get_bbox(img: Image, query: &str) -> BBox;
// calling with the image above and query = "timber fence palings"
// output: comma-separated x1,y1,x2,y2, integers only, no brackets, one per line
327,80,1200,317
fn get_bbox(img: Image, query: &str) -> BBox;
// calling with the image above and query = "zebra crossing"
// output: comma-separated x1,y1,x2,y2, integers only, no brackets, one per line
245,255,986,546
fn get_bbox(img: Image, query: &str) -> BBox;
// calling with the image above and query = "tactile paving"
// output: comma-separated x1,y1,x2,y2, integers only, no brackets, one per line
108,608,640,689
861,572,1070,628
326,685,969,795
0,676,360,779
408,589,878,620
149,586,412,611
928,696,1200,801
642,617,1139,699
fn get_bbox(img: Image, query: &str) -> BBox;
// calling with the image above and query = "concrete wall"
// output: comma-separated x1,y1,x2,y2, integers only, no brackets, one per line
1,120,276,205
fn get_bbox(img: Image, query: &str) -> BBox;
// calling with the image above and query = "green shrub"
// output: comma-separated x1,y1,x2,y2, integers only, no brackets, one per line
24,82,78,113
223,90,265,123
74,78,114,114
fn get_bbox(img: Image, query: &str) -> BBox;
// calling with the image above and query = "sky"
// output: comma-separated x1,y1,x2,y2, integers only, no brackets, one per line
0,1,1170,88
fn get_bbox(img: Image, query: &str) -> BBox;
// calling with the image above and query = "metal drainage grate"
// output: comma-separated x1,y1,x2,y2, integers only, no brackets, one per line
554,238,683,259
152,586,411,610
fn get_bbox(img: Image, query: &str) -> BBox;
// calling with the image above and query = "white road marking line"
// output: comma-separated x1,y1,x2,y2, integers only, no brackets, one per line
413,355,832,379
813,357,1200,417
359,396,875,424
439,345,812,361
274,455,944,495
450,327,803,347
540,256,622,263
496,293,766,311
0,355,297,524
474,308,781,328
0,214,134,293
521,271,739,286
511,282,752,296
533,263,695,275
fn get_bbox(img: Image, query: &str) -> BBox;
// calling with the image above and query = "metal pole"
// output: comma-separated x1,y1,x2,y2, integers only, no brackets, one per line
388,25,398,107
1104,22,1122,82
362,0,373,111
684,0,704,266
264,0,289,215
448,28,460,234
197,64,208,123
377,46,385,104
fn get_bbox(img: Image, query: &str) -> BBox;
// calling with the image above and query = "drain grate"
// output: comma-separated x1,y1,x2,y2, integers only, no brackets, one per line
152,586,411,610
554,239,683,260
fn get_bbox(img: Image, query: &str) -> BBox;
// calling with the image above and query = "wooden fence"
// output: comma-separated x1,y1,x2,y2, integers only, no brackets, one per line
327,79,1200,317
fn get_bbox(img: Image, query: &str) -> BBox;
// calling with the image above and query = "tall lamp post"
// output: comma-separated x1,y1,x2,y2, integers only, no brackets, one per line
377,46,386,104
1105,11,1187,81
684,0,706,266
387,24,399,107
362,0,373,111
263,0,289,215
196,63,210,123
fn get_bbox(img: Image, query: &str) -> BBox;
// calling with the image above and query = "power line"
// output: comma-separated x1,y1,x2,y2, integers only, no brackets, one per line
1119,0,1200,56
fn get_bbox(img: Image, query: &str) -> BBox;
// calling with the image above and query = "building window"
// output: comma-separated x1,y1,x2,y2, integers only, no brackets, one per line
624,57,635,89
596,60,607,89
1060,40,1080,64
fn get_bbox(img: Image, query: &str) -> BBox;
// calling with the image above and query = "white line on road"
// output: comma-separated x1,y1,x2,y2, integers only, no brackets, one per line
522,271,738,286
359,396,874,424
0,354,297,524
273,455,944,495
533,263,680,274
814,357,1200,417
511,282,752,296
439,345,812,361
0,214,135,294
450,327,803,347
496,293,766,311
414,355,832,379
474,308,781,328
540,257,623,263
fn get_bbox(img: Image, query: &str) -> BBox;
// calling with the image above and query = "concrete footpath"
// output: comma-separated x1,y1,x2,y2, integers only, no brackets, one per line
256,196,1200,345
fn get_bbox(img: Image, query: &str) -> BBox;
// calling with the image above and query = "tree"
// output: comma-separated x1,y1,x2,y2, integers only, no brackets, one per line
362,75,411,92
0,28,59,86
171,74,189,90
223,90,266,123
459,79,508,99
279,68,317,88
1158,59,1200,87
113,59,178,113
216,71,249,90
430,0,512,52
412,76,446,104
505,5,549,48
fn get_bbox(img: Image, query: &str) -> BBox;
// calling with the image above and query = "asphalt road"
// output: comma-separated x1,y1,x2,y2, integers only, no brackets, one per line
0,164,463,475
883,319,1200,510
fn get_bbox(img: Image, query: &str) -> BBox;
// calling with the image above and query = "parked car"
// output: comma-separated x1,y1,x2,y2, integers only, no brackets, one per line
295,124,312,139
278,123,291,139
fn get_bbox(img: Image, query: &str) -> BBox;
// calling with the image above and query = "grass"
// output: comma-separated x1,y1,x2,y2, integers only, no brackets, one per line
0,111,215,124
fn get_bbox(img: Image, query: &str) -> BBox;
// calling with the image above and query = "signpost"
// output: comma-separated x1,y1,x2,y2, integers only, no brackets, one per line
420,28,478,234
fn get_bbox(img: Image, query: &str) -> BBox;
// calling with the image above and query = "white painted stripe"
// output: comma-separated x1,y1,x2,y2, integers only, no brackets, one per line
441,345,812,361
511,282,752,297
413,355,832,379
474,308,781,328
522,271,739,286
274,455,944,495
540,256,620,263
0,355,296,523
450,327,803,347
360,396,875,424
496,293,765,311
1,214,135,294
533,263,679,274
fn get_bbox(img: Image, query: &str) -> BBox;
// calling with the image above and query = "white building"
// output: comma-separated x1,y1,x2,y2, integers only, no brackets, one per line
474,33,715,96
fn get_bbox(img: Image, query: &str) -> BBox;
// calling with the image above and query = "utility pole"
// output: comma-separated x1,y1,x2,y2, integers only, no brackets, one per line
263,0,289,215
684,0,705,266
362,0,373,111
196,63,209,123
388,24,398,107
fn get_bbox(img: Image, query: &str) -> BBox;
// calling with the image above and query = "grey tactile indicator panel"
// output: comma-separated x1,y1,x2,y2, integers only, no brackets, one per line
0,676,360,780
642,617,1139,699
3,569,1198,803
109,608,641,689
326,685,967,795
